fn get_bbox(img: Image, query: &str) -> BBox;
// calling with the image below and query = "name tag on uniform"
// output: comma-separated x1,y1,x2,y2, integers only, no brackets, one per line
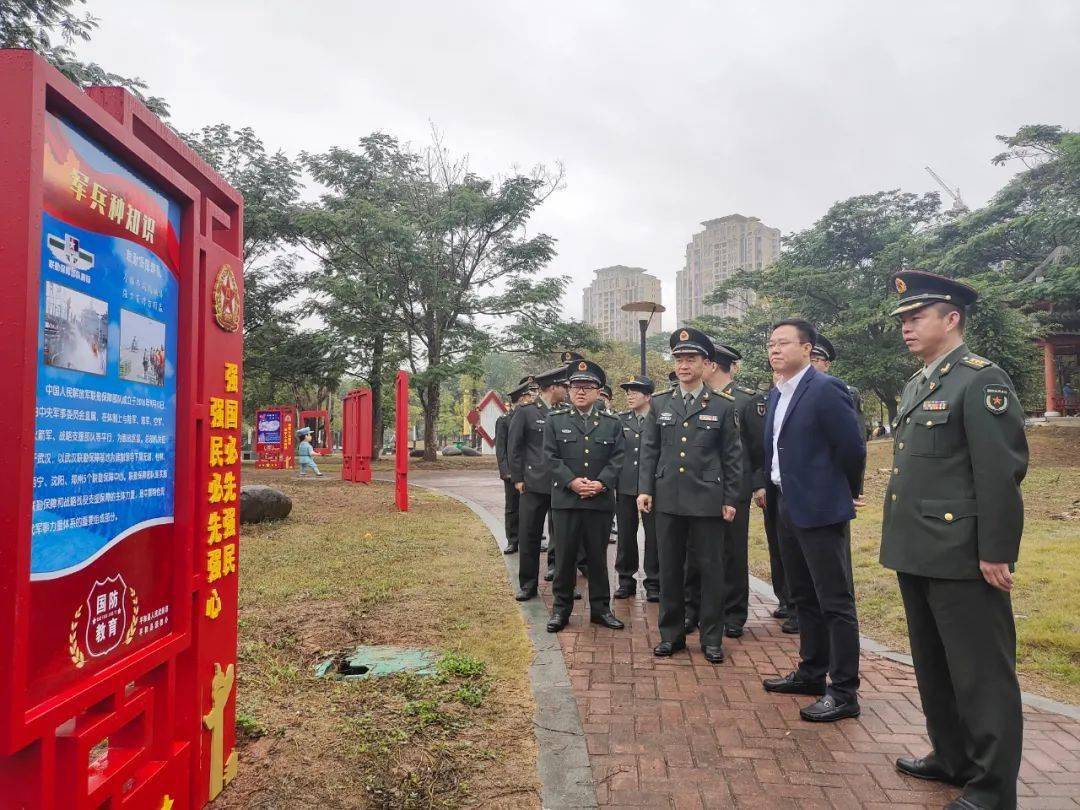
561,428,572,433
922,401,948,411
535,419,546,424
657,412,674,422
698,414,718,422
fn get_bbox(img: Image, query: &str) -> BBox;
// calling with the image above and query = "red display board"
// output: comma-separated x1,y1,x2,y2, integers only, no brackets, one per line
254,406,295,470
0,51,243,809
341,389,372,484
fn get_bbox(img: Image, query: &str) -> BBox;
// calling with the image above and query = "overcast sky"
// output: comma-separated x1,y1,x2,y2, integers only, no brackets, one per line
78,0,1077,330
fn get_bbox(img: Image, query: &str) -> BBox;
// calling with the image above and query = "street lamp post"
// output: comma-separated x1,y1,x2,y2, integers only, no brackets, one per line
621,300,665,376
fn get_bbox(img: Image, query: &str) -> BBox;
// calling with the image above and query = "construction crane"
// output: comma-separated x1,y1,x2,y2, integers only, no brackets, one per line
925,165,969,214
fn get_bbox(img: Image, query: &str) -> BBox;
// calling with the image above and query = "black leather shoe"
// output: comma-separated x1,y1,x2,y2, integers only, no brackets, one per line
613,586,635,599
591,612,625,630
645,590,660,603
762,672,827,695
683,618,698,634
702,645,725,664
799,694,860,722
503,543,518,555
944,798,985,810
895,756,962,786
772,606,791,619
781,617,799,634
653,639,686,657
724,625,744,638
515,588,537,601
546,613,570,633
543,569,555,582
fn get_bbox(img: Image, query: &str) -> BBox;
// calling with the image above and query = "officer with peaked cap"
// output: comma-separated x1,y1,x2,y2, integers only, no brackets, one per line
613,374,660,601
496,378,535,554
811,335,868,442
507,364,568,600
882,270,1028,810
638,328,742,663
682,341,766,638
543,360,626,632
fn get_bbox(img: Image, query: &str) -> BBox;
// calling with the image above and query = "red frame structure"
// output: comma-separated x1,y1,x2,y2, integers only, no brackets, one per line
467,390,507,450
395,371,409,511
341,389,373,483
0,51,243,808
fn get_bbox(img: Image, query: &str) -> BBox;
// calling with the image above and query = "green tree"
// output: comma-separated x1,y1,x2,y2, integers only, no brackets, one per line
3,0,168,116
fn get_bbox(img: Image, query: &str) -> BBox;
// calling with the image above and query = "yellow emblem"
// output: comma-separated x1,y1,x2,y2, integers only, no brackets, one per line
213,264,241,332
629,375,636,382
679,329,690,341
895,277,908,294
578,361,587,371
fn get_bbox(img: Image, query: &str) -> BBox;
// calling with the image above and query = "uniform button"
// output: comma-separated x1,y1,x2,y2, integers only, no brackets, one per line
584,449,590,454
633,460,638,465
898,442,905,450
893,467,899,474
584,436,590,442
679,466,685,473
584,462,589,468
683,422,689,428
680,451,686,457
891,494,897,501
681,436,687,443
926,420,933,426
906,417,911,424
944,512,954,522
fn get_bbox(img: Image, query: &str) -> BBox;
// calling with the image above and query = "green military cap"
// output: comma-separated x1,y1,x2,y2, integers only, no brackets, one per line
670,327,715,358
534,365,568,388
567,358,606,387
889,270,979,316
620,374,655,394
811,334,836,362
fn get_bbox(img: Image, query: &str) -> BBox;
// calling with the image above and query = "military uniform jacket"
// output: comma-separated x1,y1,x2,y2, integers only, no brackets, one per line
638,388,743,517
616,409,649,496
880,344,1029,580
543,404,625,511
508,398,555,494
495,409,513,480
720,381,766,501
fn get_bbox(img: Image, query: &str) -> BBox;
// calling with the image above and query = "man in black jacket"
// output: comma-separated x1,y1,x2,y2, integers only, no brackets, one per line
495,377,535,554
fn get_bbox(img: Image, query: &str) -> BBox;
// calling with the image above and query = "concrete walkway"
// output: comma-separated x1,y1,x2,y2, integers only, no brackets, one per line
400,470,1080,809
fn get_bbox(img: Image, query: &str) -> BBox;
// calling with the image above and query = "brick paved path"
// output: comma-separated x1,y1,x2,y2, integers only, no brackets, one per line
414,471,1080,809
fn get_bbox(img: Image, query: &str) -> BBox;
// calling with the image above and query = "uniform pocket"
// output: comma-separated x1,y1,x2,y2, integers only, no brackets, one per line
557,435,581,457
702,465,721,483
909,409,950,457
919,498,977,522
693,424,716,446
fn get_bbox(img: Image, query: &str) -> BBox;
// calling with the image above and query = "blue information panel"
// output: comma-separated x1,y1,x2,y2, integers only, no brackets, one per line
31,114,181,580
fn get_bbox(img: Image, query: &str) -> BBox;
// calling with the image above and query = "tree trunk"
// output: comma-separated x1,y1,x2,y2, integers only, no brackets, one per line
423,378,440,462
876,387,899,424
369,333,384,459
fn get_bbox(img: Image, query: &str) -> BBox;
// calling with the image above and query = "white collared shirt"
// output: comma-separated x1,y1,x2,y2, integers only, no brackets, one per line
770,363,812,487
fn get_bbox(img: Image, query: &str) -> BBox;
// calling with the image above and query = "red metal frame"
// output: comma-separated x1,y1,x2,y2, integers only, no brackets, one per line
0,51,243,808
395,371,409,511
341,389,372,483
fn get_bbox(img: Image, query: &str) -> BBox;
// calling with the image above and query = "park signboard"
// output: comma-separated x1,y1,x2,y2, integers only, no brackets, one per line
0,51,244,809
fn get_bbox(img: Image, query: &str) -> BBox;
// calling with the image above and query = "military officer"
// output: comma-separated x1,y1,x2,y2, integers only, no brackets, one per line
683,342,765,638
638,328,742,663
543,360,626,632
811,335,869,445
613,374,660,601
598,384,613,411
881,270,1028,810
508,364,568,600
495,377,535,554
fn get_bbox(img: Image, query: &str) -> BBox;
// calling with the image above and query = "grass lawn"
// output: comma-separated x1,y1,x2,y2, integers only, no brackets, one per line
220,470,539,809
748,424,1080,703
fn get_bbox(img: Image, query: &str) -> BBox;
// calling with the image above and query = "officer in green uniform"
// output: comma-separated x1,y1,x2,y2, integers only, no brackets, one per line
495,377,535,554
613,374,659,601
811,335,869,445
543,360,626,632
881,270,1028,810
638,328,742,663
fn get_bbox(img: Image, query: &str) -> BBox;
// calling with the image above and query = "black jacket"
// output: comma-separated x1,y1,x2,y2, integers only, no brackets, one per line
616,409,649,496
720,381,766,501
494,409,512,480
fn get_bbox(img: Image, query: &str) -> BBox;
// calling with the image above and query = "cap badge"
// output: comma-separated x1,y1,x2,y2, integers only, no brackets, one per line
629,375,636,382
895,278,908,294
679,329,689,341
578,361,587,371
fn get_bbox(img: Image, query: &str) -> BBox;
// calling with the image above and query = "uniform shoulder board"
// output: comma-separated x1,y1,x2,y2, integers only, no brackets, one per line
653,389,674,401
960,355,994,370
846,384,859,394
908,368,922,382
717,390,735,401
600,410,618,419
620,409,632,417
736,385,756,395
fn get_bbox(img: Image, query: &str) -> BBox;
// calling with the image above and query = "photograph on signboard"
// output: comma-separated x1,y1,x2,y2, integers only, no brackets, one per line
43,280,108,376
119,309,166,386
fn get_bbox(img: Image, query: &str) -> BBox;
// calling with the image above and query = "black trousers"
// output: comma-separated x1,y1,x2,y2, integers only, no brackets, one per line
518,491,550,591
776,493,860,701
614,493,658,592
898,573,1022,809
551,509,613,617
721,501,751,628
657,512,726,648
763,501,790,609
502,477,519,546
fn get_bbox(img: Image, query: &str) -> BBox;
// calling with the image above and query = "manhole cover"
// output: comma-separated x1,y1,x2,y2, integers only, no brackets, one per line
315,645,438,680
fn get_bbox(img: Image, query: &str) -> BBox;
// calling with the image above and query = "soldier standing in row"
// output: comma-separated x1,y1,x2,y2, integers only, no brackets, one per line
508,365,568,601
613,375,659,602
638,328,742,663
811,335,869,446
495,377,536,555
881,270,1028,810
543,360,625,632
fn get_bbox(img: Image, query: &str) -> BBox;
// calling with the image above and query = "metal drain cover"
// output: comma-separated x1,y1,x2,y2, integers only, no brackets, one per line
315,645,437,680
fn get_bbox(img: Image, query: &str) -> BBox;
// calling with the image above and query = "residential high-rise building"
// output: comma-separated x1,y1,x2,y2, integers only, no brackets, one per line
675,214,781,324
581,265,663,343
